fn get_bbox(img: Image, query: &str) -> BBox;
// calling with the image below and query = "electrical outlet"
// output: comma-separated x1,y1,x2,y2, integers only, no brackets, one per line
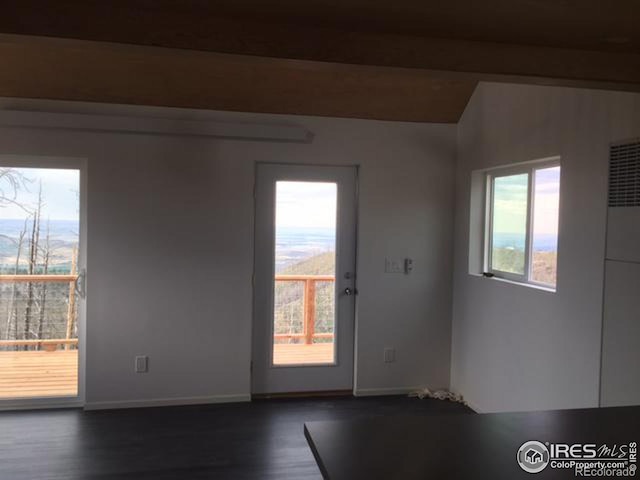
404,258,413,274
384,347,396,363
385,258,403,274
135,355,148,373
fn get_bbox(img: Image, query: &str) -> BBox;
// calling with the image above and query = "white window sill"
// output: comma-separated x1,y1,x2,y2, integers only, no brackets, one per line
468,273,556,293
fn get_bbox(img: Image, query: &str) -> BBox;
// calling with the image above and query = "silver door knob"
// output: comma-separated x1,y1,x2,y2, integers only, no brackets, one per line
344,288,353,296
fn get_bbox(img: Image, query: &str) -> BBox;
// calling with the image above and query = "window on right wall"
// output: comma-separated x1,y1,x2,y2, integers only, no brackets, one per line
485,159,561,289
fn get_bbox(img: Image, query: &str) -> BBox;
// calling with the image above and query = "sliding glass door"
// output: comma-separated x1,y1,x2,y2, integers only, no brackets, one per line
0,158,84,407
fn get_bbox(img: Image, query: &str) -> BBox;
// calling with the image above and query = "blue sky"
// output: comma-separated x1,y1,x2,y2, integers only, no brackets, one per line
0,167,80,221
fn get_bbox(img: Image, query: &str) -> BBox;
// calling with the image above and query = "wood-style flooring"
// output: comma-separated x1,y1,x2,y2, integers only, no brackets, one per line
0,395,471,479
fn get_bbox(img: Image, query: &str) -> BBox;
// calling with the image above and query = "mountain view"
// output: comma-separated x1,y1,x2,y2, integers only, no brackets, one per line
492,232,558,284
0,219,78,274
0,167,79,349
274,227,335,343
491,166,560,285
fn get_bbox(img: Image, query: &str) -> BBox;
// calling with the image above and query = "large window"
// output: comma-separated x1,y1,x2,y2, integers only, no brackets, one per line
485,160,561,288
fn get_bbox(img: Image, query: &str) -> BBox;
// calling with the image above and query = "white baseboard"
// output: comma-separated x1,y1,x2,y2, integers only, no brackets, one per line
0,399,83,412
354,386,425,397
461,399,484,413
84,393,250,411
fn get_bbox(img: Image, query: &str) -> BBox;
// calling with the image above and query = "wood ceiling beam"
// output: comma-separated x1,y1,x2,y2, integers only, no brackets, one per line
0,10,638,91
0,35,477,123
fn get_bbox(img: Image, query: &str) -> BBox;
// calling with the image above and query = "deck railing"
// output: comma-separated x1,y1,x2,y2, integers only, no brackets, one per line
274,274,334,344
0,274,79,350
0,273,333,349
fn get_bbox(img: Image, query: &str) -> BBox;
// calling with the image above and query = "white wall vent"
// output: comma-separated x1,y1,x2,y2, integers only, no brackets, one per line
609,140,640,207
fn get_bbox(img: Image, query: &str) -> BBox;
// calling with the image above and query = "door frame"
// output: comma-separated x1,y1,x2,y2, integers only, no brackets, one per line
0,154,87,411
251,162,359,395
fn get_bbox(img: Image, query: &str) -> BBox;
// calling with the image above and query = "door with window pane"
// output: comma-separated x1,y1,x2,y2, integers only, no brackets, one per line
252,164,357,394
0,159,84,406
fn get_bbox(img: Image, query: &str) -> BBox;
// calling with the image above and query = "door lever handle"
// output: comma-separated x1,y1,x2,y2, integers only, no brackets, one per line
75,269,86,299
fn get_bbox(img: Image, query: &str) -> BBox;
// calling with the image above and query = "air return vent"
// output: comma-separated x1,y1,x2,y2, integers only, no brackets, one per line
609,140,640,207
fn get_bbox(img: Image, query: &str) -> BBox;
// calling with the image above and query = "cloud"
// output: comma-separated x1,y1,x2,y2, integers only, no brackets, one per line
275,181,337,229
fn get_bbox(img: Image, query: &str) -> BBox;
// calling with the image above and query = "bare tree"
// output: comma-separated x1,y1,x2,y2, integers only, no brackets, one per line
23,183,43,349
4,218,28,342
0,168,30,347
36,220,51,347
0,168,31,212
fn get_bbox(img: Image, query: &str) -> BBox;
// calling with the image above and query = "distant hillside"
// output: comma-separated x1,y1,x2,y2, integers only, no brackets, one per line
0,219,78,272
492,247,557,286
281,251,335,276
275,251,335,341
532,251,557,285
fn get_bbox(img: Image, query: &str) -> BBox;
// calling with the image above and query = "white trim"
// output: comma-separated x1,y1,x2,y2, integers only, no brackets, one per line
84,394,251,411
470,273,556,293
354,386,426,397
0,110,314,143
77,159,88,408
482,155,561,173
0,398,83,412
461,399,484,414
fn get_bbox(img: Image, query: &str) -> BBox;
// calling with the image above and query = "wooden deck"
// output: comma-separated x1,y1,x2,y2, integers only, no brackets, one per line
0,350,78,399
273,343,334,365
0,343,332,399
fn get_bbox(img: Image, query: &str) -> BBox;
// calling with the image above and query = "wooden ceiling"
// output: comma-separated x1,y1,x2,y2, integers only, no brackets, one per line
3,1,640,53
0,36,477,123
0,1,638,122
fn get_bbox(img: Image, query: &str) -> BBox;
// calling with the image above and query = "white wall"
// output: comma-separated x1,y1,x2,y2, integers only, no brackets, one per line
0,100,456,407
451,83,640,413
601,260,640,407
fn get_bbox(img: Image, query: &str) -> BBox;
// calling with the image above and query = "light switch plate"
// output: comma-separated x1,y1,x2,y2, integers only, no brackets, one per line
385,258,403,273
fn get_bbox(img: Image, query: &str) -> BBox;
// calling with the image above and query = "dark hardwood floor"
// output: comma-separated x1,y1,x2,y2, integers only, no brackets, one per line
0,395,471,479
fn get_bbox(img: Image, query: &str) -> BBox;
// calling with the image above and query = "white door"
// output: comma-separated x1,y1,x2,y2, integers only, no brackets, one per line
252,164,357,394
